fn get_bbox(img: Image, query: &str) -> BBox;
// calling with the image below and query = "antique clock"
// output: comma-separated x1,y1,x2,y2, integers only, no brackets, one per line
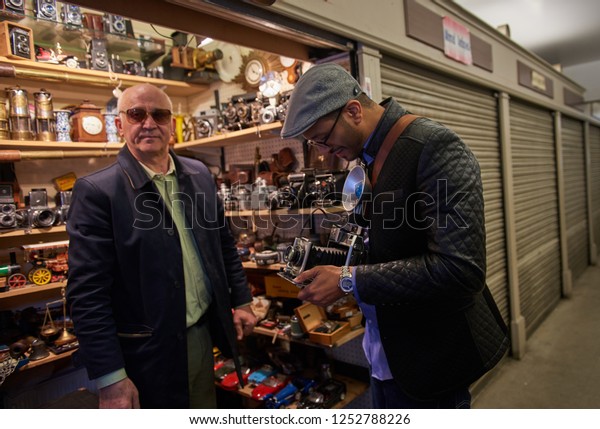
234,51,282,92
71,100,107,142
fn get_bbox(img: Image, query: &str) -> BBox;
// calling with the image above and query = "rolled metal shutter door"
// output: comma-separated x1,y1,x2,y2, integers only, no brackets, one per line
510,100,561,335
591,125,600,252
561,116,589,280
380,58,508,321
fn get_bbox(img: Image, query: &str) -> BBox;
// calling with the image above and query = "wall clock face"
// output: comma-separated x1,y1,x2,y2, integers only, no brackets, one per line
245,58,265,86
234,51,282,92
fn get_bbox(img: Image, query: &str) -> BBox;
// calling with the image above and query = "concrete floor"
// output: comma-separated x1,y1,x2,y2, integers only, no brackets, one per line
472,263,600,408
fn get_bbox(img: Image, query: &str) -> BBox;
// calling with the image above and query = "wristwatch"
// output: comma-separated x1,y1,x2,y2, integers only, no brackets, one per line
339,266,353,294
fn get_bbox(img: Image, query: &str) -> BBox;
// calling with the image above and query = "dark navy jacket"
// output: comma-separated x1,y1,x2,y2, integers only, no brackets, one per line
66,146,250,408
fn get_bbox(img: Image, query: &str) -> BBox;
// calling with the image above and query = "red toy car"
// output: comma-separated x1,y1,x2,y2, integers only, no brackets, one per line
251,374,289,401
220,366,252,390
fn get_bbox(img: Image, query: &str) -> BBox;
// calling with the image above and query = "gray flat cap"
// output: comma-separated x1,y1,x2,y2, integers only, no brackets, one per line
281,63,362,138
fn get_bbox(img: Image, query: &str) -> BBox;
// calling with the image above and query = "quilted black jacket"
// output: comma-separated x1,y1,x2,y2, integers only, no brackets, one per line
355,98,509,400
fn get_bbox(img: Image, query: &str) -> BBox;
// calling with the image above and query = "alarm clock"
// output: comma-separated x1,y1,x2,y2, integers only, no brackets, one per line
71,100,107,142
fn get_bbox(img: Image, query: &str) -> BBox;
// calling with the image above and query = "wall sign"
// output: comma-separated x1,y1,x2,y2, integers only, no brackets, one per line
442,16,473,65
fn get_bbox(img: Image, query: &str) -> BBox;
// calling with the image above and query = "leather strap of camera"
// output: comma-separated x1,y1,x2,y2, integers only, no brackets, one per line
370,114,421,188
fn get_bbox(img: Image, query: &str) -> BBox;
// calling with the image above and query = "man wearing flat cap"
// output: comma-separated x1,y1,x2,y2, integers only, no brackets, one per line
282,63,508,408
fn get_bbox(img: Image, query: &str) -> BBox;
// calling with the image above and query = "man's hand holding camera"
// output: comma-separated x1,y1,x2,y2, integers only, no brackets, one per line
295,265,349,307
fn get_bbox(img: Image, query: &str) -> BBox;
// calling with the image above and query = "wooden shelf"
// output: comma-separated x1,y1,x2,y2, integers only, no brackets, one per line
0,140,123,151
0,281,67,311
0,225,67,238
18,347,76,372
174,122,283,150
0,56,207,97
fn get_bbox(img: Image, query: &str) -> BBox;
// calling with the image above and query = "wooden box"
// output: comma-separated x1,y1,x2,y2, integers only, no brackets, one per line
0,21,35,61
294,303,351,346
264,274,299,299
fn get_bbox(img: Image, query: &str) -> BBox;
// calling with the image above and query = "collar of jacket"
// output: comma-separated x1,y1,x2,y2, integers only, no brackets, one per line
362,97,408,162
117,145,198,190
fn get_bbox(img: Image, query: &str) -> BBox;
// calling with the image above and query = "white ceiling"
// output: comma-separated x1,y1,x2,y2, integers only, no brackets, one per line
453,0,600,68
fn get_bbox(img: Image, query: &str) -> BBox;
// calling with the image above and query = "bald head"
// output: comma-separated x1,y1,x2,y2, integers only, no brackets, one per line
117,84,173,113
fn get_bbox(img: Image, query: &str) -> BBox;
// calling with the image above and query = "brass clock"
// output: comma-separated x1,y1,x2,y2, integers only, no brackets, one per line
234,51,282,92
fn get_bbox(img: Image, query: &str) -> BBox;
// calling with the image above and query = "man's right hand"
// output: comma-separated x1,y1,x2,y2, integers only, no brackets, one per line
99,377,140,408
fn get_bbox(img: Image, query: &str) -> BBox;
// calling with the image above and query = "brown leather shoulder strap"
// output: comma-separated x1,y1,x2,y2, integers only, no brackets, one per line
371,114,420,187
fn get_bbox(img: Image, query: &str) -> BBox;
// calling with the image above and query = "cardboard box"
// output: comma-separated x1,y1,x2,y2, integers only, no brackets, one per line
294,303,351,346
0,21,35,61
264,274,299,299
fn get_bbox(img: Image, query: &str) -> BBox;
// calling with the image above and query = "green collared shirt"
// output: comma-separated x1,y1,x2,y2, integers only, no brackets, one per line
140,155,212,327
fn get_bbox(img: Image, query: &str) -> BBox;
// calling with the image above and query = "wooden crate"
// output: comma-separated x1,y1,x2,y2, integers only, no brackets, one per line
0,21,35,61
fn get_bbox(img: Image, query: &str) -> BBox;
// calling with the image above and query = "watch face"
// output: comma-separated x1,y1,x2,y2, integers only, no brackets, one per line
82,116,104,135
244,59,264,86
340,277,353,293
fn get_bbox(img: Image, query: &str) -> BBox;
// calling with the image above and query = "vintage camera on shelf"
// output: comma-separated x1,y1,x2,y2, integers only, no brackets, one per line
250,178,277,210
88,38,108,71
123,60,146,76
1,0,25,16
34,0,57,21
60,3,82,27
269,169,343,210
16,189,56,229
277,223,367,287
192,108,221,139
53,191,71,225
0,183,17,229
103,13,127,36
9,26,31,59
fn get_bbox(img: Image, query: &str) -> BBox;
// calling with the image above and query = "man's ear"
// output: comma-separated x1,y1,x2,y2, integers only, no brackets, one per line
115,115,124,136
345,99,362,123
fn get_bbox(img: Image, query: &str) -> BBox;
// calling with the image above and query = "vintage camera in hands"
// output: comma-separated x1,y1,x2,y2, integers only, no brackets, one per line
0,184,17,229
278,223,367,287
16,189,56,229
88,38,108,71
103,13,127,35
34,0,58,21
1,0,25,16
60,3,82,27
9,26,31,59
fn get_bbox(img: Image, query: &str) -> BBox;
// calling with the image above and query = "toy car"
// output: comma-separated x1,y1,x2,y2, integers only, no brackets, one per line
297,378,346,409
251,374,289,401
214,358,236,380
247,364,276,386
265,376,317,409
220,366,252,390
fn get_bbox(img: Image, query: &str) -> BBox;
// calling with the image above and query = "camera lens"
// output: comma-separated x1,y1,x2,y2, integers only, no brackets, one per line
32,209,56,228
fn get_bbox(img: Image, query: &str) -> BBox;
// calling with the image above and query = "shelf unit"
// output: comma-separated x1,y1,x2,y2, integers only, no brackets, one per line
0,281,67,311
0,56,205,97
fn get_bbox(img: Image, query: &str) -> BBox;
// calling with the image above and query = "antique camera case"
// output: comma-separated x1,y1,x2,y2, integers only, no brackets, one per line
1,0,25,17
34,0,58,21
61,3,82,27
103,13,127,35
88,38,108,71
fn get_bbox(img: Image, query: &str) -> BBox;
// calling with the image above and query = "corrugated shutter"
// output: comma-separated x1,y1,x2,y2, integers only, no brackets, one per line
379,58,508,322
510,100,561,335
591,125,600,251
561,116,589,280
